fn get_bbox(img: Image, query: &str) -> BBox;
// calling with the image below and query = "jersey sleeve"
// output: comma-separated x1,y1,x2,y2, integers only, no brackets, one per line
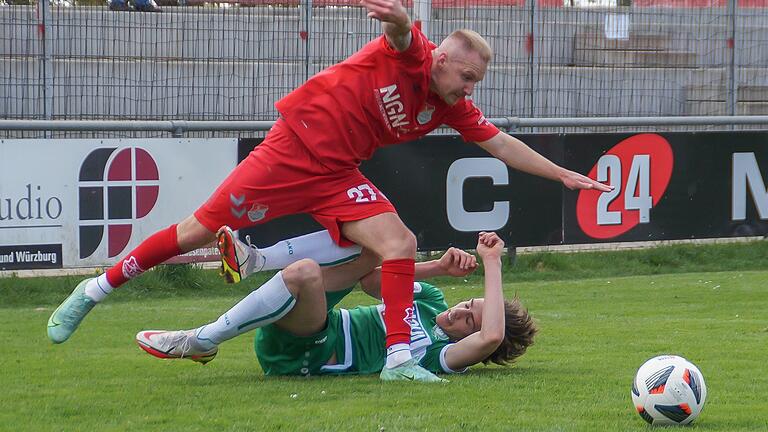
443,98,500,143
419,342,469,374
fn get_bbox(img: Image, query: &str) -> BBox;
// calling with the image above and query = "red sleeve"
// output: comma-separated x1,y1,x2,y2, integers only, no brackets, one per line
378,25,431,64
443,99,500,143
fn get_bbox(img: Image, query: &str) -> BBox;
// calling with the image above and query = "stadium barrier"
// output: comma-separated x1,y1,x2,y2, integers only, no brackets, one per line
1,126,766,270
239,130,768,250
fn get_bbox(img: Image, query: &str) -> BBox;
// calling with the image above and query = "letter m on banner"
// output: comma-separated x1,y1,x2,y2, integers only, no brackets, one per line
732,152,768,221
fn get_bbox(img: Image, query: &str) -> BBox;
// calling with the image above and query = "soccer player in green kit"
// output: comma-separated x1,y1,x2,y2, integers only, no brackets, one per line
137,231,537,380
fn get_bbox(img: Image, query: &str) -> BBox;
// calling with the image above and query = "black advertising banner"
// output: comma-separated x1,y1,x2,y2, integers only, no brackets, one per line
358,135,563,249
238,136,564,250
238,131,768,251
563,132,768,244
0,244,63,270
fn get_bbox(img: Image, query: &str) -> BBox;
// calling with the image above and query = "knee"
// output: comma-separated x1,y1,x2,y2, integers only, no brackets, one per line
379,229,417,260
282,259,323,288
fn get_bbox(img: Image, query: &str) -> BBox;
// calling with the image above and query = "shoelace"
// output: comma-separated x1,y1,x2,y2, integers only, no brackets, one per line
178,334,192,359
158,331,192,359
243,235,266,273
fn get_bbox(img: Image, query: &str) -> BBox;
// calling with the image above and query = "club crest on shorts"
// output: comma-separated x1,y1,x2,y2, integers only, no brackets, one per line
417,104,435,125
247,203,269,222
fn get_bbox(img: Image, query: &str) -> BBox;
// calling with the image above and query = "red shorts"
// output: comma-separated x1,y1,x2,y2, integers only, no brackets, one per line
194,119,396,246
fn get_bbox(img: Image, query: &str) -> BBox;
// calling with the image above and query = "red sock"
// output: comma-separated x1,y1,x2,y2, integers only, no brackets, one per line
105,224,182,288
380,258,415,348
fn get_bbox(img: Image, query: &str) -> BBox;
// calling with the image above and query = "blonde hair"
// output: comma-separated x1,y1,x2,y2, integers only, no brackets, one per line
446,29,493,63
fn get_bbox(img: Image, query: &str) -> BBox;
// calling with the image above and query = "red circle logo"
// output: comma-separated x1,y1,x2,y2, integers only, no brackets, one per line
576,134,674,239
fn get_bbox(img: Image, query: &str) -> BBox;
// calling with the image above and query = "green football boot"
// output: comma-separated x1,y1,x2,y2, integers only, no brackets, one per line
380,358,448,383
47,278,97,344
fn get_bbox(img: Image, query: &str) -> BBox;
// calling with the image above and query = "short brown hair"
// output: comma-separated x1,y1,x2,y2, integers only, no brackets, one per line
447,29,493,63
483,296,537,366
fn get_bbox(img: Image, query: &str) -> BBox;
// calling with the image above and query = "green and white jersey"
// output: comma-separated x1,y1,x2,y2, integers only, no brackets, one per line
325,281,467,375
255,282,467,377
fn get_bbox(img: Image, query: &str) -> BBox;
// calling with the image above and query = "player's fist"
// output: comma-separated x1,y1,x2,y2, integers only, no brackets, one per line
476,232,504,261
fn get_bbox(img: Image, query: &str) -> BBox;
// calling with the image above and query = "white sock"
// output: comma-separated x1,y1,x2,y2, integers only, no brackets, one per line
259,230,362,270
84,274,113,303
385,343,412,368
194,271,296,350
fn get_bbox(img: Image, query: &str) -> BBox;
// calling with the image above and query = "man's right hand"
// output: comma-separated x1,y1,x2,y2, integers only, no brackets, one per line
476,232,504,261
360,0,409,27
360,0,412,52
438,247,478,277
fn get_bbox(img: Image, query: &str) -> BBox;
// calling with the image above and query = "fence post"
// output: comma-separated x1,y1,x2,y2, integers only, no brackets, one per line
413,0,431,38
300,0,313,81
506,245,517,267
528,0,539,126
37,0,53,136
726,0,737,120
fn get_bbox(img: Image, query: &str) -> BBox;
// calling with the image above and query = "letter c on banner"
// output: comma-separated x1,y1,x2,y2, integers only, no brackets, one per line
446,158,510,232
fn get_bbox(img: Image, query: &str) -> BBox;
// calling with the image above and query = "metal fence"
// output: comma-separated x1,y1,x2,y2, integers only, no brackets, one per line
1,1,767,137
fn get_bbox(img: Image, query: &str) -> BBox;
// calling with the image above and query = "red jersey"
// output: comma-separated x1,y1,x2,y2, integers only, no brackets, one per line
275,26,500,171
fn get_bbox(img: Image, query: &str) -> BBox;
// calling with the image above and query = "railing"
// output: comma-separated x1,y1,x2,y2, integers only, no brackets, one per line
1,116,767,137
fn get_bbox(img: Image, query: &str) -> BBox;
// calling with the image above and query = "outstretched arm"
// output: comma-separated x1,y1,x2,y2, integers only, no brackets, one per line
442,232,506,370
359,248,477,300
360,0,412,52
477,132,613,192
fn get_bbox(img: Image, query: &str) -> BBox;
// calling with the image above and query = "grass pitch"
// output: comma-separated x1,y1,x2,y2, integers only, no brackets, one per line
2,243,768,431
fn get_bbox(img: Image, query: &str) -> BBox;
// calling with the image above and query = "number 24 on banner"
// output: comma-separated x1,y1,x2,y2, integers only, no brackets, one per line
576,134,674,239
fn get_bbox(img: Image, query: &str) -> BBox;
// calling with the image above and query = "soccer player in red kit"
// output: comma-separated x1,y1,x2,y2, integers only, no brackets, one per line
48,0,611,382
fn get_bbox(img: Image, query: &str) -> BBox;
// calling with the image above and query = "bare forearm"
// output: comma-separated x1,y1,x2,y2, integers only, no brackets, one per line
499,136,563,182
415,260,446,279
479,258,504,342
383,21,412,52
479,133,564,183
362,0,412,52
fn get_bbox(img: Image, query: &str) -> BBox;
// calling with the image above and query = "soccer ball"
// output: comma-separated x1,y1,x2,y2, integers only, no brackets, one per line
631,355,707,426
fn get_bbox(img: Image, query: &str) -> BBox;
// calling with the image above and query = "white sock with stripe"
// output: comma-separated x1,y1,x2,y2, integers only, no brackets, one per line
84,273,113,303
385,343,412,369
194,271,295,350
259,230,362,270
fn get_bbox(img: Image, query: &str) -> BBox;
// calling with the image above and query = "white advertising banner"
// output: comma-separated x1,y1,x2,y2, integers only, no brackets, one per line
0,138,237,270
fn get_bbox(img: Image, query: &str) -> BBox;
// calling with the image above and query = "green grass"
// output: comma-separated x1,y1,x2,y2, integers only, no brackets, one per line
2,242,768,431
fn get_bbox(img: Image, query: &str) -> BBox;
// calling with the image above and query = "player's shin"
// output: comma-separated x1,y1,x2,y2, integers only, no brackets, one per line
84,224,183,302
103,224,183,291
380,258,415,369
194,271,296,349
